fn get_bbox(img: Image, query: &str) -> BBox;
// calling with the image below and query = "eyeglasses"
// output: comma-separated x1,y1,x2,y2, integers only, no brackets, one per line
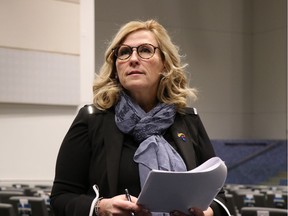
113,43,159,60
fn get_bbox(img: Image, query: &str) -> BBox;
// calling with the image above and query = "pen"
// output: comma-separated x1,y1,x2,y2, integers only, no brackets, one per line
125,188,135,216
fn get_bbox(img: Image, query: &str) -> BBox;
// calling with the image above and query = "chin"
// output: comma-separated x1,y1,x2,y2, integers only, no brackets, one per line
123,83,149,91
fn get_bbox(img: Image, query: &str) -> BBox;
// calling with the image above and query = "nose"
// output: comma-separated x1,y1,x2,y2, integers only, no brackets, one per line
129,48,140,65
130,48,138,58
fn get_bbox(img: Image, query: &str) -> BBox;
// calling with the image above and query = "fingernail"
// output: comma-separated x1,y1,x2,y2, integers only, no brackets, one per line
189,208,195,213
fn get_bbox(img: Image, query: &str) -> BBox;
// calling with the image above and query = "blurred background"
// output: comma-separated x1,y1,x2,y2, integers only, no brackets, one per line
0,0,287,215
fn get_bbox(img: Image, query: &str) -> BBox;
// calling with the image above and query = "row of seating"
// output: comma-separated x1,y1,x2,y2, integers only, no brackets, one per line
224,184,288,216
241,207,288,216
0,184,53,216
0,183,287,216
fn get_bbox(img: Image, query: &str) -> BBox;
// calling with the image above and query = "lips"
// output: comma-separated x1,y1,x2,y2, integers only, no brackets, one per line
127,70,144,75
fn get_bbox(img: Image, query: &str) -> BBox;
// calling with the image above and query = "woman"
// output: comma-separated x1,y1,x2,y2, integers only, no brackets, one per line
50,19,229,216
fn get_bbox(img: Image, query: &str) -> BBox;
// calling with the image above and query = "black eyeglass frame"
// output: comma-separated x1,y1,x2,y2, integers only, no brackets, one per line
112,43,159,60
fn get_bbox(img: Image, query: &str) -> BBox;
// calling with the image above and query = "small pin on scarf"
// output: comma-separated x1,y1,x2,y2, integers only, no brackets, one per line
177,133,186,142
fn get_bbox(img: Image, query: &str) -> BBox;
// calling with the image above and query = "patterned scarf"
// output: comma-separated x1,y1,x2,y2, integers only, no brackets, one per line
115,92,187,187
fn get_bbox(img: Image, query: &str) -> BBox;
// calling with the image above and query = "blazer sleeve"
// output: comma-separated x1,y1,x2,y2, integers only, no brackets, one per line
50,106,98,216
183,109,230,216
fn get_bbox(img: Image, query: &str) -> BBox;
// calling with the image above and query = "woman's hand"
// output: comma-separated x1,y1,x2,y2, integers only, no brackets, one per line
170,207,213,216
98,194,151,216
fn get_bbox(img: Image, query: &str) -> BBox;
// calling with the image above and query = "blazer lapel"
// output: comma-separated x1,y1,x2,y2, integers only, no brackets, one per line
169,114,197,170
103,111,124,196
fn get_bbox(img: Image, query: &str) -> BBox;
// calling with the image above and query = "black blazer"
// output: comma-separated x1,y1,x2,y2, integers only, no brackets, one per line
51,105,228,216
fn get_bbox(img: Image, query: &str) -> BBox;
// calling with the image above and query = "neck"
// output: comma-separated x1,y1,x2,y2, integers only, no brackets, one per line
127,91,158,112
138,100,157,112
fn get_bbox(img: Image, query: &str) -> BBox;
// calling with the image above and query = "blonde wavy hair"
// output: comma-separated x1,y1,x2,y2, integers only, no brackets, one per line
93,19,197,111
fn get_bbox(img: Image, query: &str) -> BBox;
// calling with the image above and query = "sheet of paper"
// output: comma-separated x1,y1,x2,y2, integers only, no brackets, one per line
137,157,227,214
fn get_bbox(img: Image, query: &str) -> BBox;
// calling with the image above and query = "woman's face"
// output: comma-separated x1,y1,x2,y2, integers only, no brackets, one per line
115,30,164,99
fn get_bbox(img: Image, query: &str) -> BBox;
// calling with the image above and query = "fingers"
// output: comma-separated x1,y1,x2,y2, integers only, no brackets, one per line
106,195,150,216
169,208,205,216
98,194,151,216
189,208,204,216
129,195,138,203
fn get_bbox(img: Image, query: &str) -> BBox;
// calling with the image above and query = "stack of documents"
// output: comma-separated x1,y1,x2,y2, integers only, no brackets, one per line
137,157,227,213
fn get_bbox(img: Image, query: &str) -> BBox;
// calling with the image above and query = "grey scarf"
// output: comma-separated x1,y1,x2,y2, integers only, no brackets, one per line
115,92,187,187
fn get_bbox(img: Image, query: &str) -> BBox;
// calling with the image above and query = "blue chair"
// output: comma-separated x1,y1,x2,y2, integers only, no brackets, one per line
234,190,266,210
266,192,287,209
0,191,24,203
8,196,49,216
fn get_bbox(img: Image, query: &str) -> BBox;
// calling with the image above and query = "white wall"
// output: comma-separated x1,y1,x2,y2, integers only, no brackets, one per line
93,0,254,139
0,0,79,54
0,0,286,183
93,0,287,139
0,0,82,183
252,0,287,138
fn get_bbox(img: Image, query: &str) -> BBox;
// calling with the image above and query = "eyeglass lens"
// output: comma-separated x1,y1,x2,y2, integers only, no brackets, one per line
115,44,156,60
